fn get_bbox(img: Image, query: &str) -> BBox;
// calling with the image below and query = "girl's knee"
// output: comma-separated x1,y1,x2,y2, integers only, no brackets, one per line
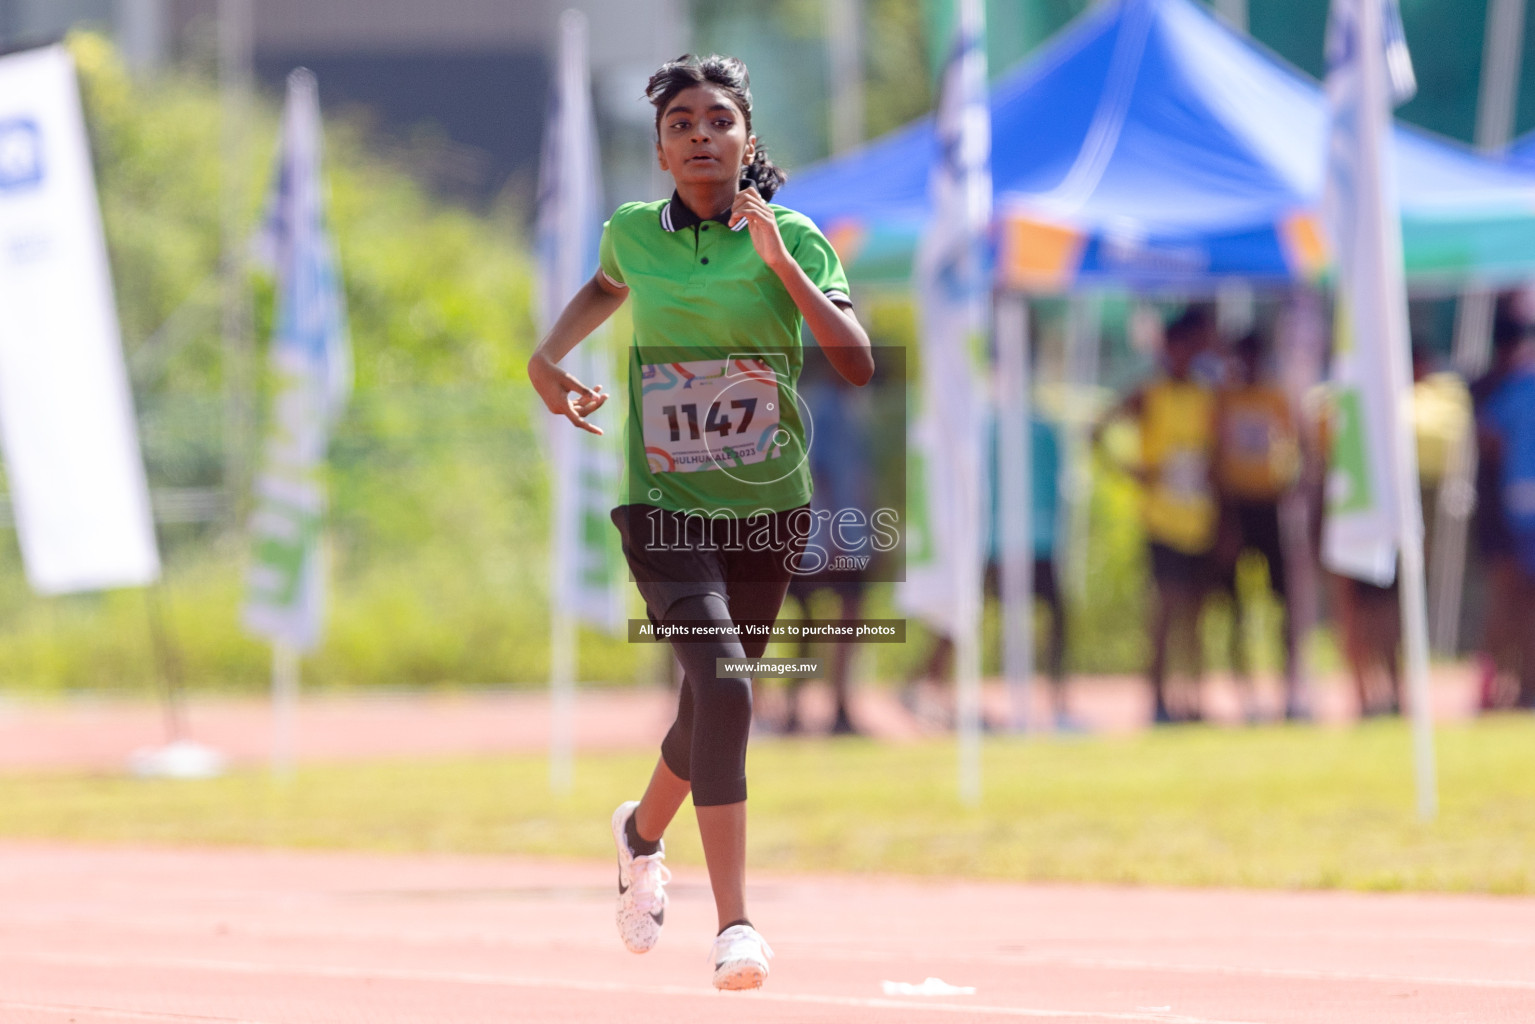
696,672,753,728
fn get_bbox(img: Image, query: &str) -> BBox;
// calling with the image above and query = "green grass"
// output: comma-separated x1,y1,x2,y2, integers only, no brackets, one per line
5,717,1534,893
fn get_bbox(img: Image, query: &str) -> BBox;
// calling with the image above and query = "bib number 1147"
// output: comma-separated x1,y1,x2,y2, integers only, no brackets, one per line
640,358,784,473
659,397,757,442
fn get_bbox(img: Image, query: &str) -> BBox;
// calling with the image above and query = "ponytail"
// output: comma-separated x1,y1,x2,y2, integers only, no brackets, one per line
742,146,787,201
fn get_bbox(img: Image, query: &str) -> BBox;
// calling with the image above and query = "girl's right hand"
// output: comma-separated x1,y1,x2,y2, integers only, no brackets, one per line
529,353,609,435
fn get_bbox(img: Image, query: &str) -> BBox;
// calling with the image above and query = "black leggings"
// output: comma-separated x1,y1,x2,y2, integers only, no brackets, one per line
611,503,808,807
659,583,787,806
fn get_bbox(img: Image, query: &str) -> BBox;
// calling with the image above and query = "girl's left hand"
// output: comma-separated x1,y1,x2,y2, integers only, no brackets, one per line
730,185,790,271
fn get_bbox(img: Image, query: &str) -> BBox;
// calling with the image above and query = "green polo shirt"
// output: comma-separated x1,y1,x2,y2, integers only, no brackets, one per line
598,193,852,516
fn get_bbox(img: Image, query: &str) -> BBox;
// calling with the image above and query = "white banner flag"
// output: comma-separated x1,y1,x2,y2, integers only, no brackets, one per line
901,0,991,641
536,10,622,633
243,70,351,651
1321,0,1419,585
1322,0,1438,820
0,45,160,595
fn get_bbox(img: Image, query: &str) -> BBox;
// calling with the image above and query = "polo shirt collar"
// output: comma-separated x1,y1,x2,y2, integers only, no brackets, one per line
660,190,749,233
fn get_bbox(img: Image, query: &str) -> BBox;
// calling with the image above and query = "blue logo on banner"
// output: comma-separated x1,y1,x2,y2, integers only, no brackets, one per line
0,119,44,192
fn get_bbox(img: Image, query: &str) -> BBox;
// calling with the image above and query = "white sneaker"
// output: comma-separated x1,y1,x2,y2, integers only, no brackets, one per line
611,801,669,954
709,923,773,990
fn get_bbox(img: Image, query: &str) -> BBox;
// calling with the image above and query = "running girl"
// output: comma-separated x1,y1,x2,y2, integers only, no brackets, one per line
527,53,872,991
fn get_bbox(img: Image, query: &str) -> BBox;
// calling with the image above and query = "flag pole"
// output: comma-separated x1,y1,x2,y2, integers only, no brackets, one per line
1397,481,1437,819
1365,0,1437,819
904,0,989,802
539,8,605,795
549,605,575,794
271,640,298,779
958,0,989,804
144,586,188,744
219,0,254,526
825,0,865,154
243,70,349,772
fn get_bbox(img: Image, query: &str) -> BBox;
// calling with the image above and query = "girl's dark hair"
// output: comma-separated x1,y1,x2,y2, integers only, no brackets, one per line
645,54,786,201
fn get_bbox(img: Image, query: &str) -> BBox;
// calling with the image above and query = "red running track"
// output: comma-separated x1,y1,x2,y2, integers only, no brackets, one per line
0,842,1529,1023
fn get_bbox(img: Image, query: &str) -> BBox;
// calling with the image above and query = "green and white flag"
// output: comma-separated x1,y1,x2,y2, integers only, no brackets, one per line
536,10,623,633
243,70,351,651
1321,0,1419,585
901,0,991,641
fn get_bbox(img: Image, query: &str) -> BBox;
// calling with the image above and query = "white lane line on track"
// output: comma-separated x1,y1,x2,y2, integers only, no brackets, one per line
11,914,1522,1000
0,1001,272,1024
8,951,1270,1024
795,947,1535,992
1026,955,1535,992
7,919,1532,996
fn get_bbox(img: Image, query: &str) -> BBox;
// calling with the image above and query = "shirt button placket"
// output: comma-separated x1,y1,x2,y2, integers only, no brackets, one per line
691,223,713,284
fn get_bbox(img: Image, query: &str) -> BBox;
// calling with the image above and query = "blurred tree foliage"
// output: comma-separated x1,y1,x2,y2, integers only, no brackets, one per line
73,31,537,397
0,34,624,694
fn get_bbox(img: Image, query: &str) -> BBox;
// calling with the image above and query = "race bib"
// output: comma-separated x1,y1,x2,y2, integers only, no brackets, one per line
1228,410,1274,458
1160,449,1211,503
640,357,786,474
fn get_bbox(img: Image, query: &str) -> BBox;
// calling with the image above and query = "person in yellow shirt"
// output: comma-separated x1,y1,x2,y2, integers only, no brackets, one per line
1212,331,1305,721
1097,308,1218,724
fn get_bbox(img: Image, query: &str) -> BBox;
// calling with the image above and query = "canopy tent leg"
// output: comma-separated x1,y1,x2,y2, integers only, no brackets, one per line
1062,296,1102,603
996,294,1034,733
1276,288,1328,717
1428,423,1477,655
1216,280,1255,339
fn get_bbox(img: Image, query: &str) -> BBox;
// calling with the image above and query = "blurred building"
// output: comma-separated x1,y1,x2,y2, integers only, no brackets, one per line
0,0,685,205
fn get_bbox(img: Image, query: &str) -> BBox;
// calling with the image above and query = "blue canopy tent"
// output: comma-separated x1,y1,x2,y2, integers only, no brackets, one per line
781,0,1535,292
1506,130,1535,169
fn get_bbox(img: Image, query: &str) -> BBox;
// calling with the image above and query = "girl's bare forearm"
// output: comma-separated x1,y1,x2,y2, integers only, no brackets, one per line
772,259,874,386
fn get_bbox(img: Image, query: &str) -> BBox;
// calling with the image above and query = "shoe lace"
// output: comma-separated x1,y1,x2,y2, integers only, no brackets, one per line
629,851,671,916
708,925,773,964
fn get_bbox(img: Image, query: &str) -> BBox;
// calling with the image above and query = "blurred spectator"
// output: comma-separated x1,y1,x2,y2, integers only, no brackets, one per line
1212,330,1306,722
902,412,1077,732
1475,302,1535,710
1326,346,1466,719
1469,298,1533,710
777,371,875,736
1333,569,1403,717
1413,348,1474,499
1411,345,1473,584
1310,374,1393,718
1095,307,1218,725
